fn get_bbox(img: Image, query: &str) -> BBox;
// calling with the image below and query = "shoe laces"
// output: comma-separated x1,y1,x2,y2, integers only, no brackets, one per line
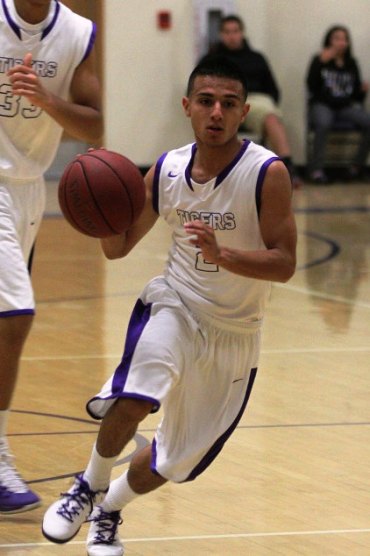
0,452,28,494
90,508,122,544
57,474,97,523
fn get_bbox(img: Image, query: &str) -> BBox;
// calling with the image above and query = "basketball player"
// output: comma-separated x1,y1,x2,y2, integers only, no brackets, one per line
42,56,296,555
0,0,103,513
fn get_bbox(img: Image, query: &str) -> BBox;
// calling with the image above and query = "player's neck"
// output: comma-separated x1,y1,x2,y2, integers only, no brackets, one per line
192,139,243,183
13,0,52,24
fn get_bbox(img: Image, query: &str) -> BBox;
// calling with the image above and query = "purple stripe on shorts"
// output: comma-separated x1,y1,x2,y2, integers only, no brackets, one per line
150,438,161,476
153,152,168,214
0,309,35,317
255,157,280,216
111,299,152,395
183,367,258,482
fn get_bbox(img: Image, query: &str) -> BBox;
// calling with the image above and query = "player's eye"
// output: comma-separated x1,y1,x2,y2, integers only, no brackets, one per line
223,101,236,108
199,97,212,106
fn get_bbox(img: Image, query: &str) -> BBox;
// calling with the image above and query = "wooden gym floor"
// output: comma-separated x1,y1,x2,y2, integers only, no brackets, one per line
0,177,369,555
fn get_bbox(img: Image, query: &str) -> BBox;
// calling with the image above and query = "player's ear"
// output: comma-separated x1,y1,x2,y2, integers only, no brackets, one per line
240,102,250,124
182,96,191,117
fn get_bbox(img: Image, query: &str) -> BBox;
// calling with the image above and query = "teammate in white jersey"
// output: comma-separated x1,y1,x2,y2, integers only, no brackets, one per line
0,0,103,513
42,56,296,555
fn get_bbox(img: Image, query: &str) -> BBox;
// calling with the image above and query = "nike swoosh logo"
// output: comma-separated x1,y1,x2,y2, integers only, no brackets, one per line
232,378,244,384
168,171,179,178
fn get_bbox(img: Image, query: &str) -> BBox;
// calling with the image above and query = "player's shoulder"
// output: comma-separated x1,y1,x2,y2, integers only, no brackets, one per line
58,1,93,29
156,142,194,168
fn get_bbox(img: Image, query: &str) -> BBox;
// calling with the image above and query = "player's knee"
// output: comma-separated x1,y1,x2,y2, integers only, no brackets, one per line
114,397,153,423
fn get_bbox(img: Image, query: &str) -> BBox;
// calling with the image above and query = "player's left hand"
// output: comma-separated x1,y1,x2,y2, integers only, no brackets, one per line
7,53,52,107
184,220,220,264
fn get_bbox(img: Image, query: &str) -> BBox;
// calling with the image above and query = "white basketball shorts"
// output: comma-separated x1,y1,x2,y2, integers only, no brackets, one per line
0,177,45,316
87,276,261,482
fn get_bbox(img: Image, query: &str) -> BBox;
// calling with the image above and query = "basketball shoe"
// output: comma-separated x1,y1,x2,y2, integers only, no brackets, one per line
86,506,124,556
42,474,107,543
0,441,41,514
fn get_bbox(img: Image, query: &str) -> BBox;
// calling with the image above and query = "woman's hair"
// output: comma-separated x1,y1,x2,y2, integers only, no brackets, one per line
323,25,352,60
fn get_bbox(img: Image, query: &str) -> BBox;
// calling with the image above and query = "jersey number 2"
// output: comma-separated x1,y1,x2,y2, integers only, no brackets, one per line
195,251,219,272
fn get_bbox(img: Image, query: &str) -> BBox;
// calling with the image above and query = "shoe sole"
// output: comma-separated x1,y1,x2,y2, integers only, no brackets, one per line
0,500,42,514
41,523,83,545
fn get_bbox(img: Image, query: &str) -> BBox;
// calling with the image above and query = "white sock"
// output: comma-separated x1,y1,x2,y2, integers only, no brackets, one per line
101,470,139,512
0,410,9,439
83,443,117,491
0,411,10,452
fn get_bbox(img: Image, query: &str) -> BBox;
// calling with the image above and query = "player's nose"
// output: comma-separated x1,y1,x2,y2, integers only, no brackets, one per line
210,101,223,119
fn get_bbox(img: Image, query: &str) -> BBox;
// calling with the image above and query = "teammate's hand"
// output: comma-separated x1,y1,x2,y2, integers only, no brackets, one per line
7,52,52,107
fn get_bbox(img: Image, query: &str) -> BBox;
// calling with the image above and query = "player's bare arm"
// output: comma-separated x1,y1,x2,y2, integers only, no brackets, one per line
101,165,158,259
7,51,103,143
185,160,297,282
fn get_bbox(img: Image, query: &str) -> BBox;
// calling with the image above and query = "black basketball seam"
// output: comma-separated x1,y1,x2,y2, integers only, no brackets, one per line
59,163,91,233
79,160,119,234
85,153,135,226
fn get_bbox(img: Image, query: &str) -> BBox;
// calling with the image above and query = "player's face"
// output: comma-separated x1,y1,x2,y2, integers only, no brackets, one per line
183,75,249,147
14,0,52,23
220,22,244,50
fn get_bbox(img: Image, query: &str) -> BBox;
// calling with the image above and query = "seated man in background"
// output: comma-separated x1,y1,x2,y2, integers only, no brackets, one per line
204,14,302,189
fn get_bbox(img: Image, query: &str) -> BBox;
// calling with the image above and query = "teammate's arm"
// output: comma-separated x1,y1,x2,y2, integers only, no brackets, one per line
100,165,159,259
7,50,103,143
184,161,297,283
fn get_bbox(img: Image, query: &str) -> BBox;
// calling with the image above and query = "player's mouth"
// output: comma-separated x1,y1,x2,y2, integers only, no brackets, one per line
206,125,224,134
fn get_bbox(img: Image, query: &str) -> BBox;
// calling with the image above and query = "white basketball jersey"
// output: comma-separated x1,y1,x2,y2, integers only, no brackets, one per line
0,0,95,178
153,140,279,330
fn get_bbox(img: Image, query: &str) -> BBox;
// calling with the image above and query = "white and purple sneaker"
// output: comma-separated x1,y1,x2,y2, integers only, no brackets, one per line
42,474,107,544
87,506,124,556
0,450,41,514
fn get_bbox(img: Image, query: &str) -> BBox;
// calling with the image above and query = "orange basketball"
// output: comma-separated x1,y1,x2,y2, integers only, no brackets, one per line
58,148,146,238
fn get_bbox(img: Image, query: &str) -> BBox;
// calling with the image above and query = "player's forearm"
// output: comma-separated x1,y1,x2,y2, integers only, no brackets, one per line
100,234,128,259
42,93,103,143
215,246,296,283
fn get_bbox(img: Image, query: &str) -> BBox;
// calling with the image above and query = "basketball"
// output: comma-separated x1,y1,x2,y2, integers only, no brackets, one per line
58,148,146,238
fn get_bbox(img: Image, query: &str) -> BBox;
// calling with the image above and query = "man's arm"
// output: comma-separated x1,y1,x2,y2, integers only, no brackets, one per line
100,165,159,259
184,161,297,283
7,50,103,143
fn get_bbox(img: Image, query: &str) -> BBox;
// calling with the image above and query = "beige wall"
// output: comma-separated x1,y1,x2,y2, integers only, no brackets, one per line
103,0,370,166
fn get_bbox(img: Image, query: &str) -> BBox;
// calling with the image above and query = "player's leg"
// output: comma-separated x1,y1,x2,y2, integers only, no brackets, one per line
86,322,260,556
42,397,154,545
0,181,44,514
86,444,167,556
42,277,187,548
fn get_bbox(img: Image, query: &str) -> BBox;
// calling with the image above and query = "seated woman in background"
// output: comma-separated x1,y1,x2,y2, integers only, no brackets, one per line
306,25,370,183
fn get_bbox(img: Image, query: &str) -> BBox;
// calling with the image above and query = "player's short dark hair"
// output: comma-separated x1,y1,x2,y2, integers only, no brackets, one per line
220,14,245,32
186,55,248,100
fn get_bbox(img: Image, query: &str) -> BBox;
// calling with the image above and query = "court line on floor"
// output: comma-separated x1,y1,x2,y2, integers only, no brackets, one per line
275,282,370,309
1,527,370,549
21,344,370,363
